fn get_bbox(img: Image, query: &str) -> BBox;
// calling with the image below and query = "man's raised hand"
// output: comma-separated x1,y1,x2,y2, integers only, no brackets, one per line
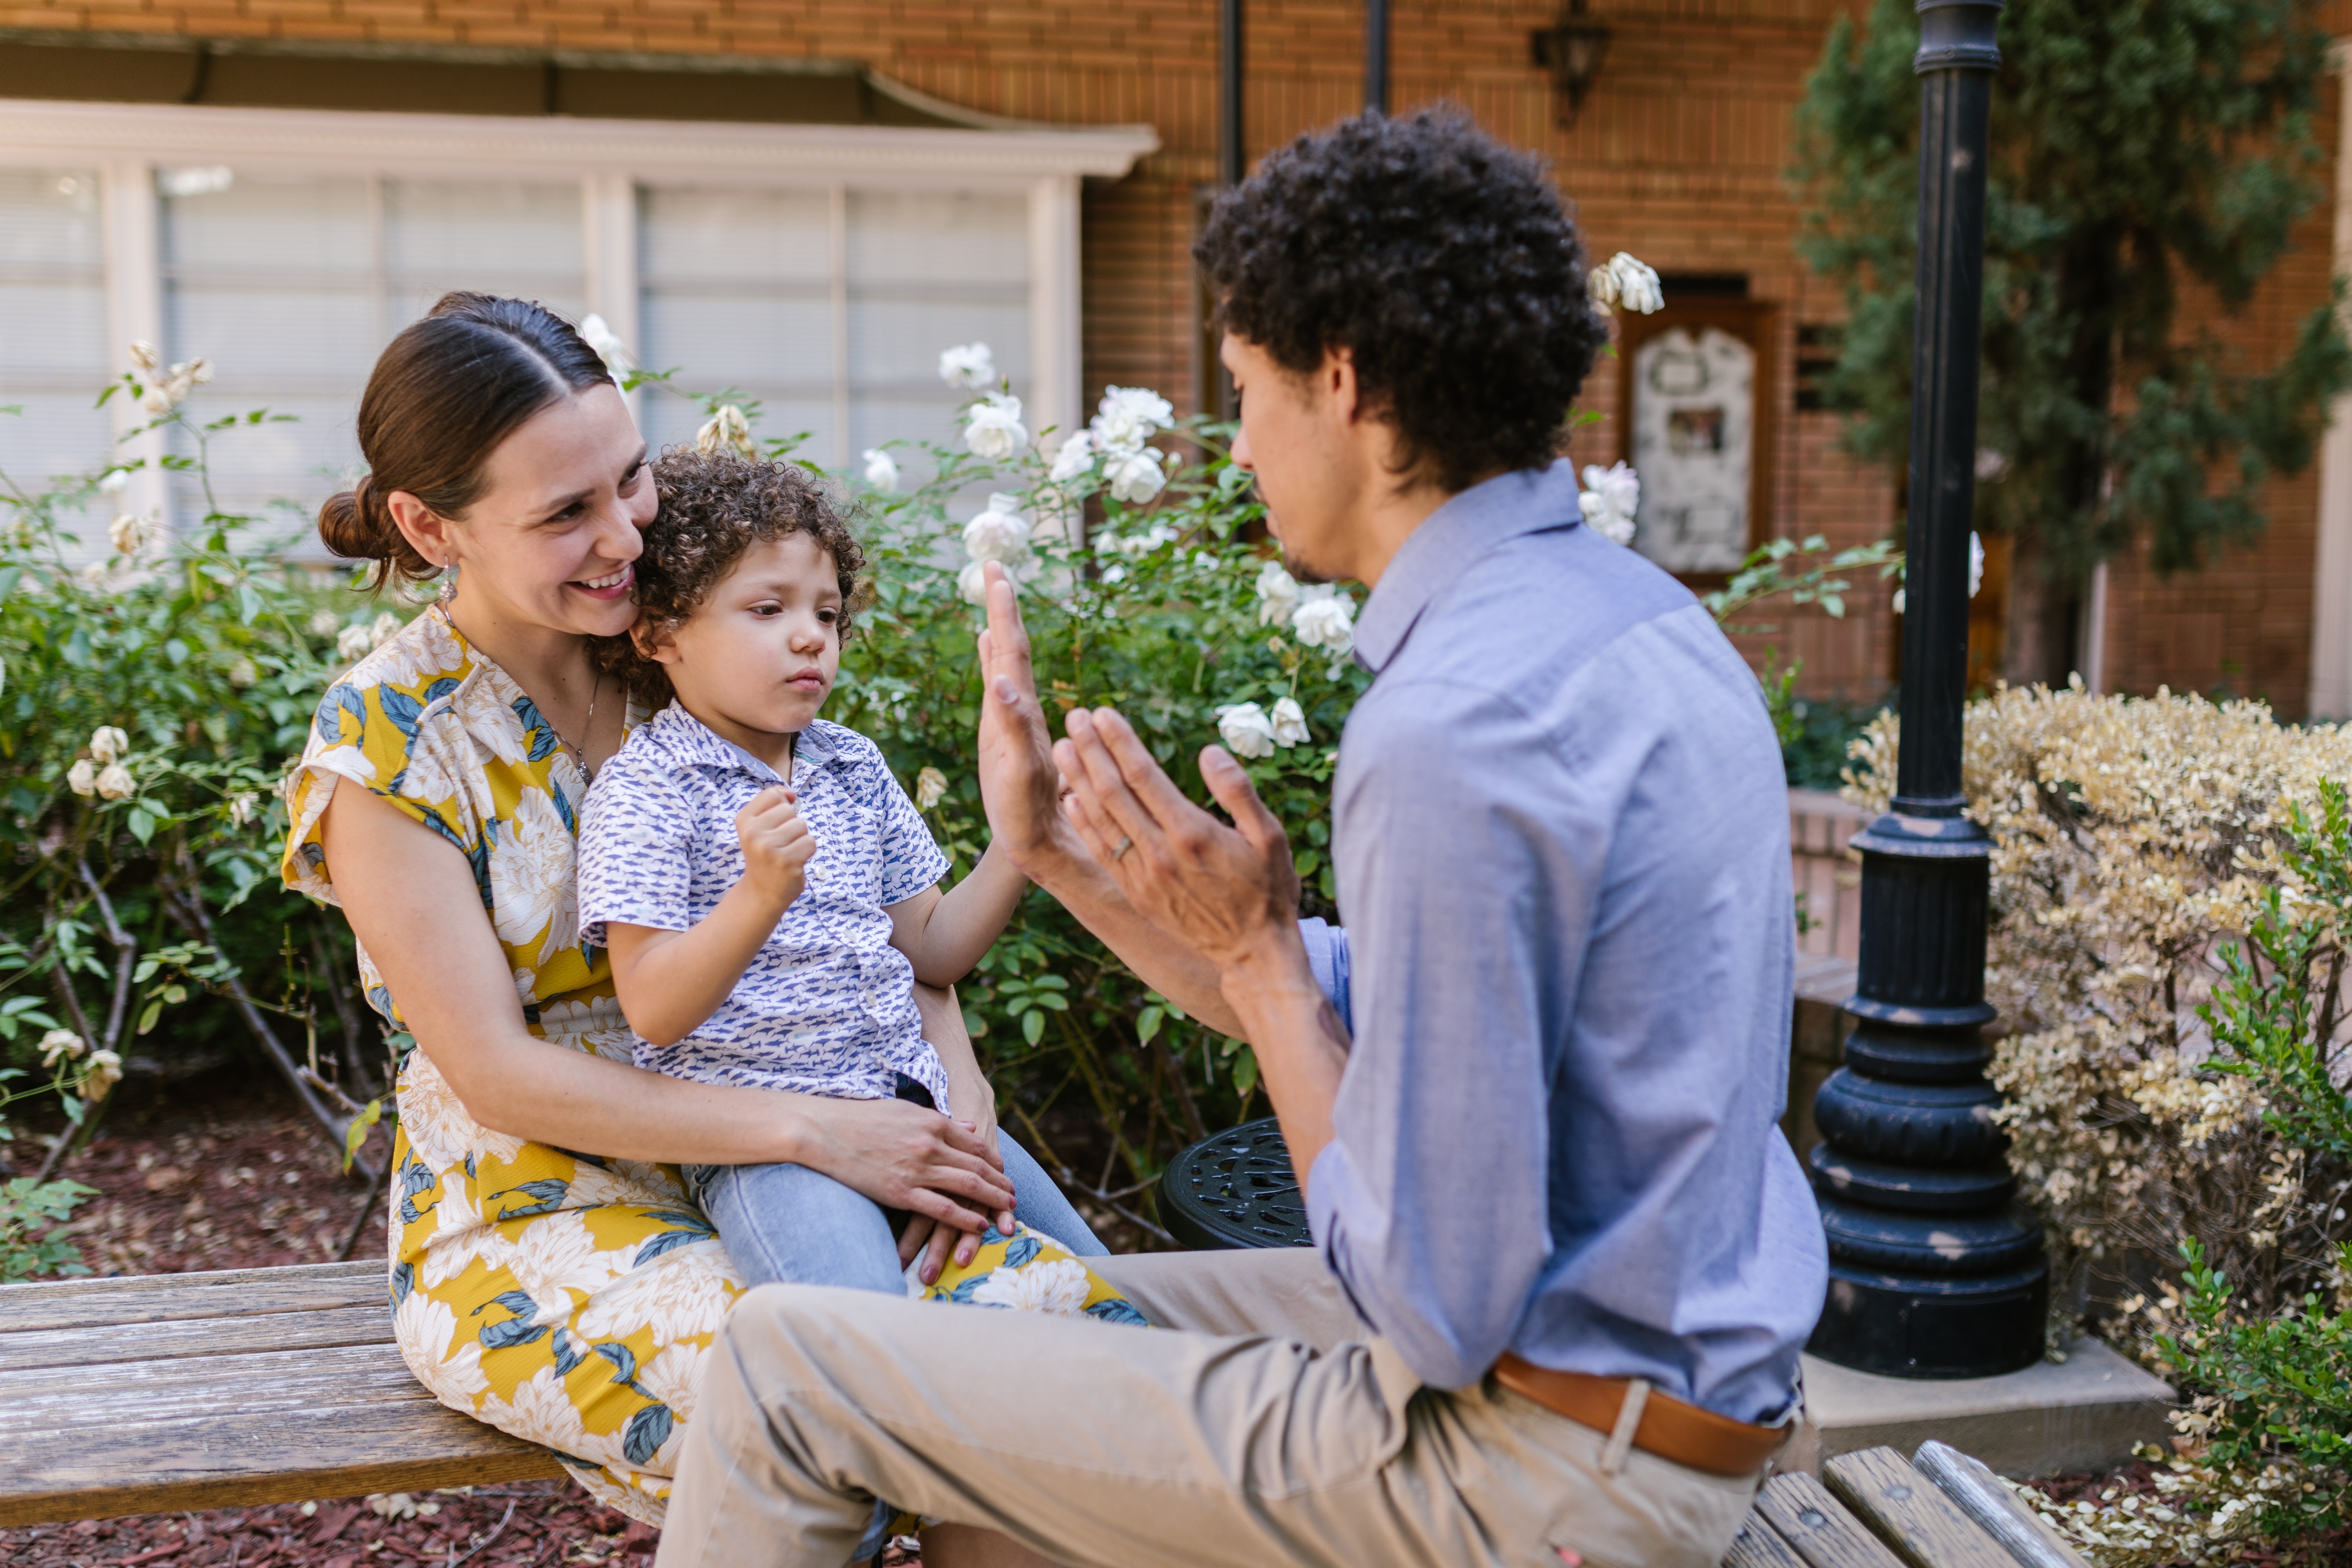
975,560,1079,873
735,786,815,908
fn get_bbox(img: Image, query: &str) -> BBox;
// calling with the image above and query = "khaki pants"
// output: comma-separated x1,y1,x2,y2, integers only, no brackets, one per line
655,1249,1761,1568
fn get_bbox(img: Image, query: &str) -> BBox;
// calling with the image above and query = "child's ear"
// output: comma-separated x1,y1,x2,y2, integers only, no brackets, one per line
632,619,681,667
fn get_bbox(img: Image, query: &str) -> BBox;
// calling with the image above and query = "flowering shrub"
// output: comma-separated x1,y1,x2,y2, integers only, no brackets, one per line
1845,685,2352,1558
0,345,402,1275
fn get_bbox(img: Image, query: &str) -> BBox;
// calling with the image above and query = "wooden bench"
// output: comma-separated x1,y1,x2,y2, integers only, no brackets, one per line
3,1262,2091,1568
0,1260,560,1526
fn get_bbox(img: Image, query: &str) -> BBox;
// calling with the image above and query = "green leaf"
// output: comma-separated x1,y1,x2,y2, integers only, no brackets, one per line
1232,1047,1259,1098
1136,1005,1164,1046
126,807,157,844
136,997,162,1036
1021,1009,1046,1047
343,1099,383,1172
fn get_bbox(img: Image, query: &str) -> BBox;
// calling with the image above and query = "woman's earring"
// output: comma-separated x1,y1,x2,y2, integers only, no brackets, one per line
437,558,458,605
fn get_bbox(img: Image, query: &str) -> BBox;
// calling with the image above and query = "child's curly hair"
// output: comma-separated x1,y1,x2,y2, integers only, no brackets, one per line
589,448,866,712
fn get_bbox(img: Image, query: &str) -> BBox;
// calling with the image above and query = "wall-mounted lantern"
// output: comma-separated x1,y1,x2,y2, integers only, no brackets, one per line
1530,0,1611,127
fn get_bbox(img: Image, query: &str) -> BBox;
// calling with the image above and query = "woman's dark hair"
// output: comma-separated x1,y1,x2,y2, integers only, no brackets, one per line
1193,106,1610,492
317,292,614,590
587,448,866,712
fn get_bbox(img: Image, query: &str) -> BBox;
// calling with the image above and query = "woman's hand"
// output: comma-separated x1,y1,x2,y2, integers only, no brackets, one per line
798,1094,1015,1228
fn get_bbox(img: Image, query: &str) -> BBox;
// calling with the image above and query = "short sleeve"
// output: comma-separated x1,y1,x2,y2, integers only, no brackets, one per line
576,757,699,945
280,674,471,907
869,753,951,907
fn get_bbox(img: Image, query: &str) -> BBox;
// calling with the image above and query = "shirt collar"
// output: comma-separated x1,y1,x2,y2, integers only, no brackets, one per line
644,701,839,779
1350,459,1584,674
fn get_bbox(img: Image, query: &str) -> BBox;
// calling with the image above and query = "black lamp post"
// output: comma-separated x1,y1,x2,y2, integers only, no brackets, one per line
1805,0,2048,1379
1366,0,1389,114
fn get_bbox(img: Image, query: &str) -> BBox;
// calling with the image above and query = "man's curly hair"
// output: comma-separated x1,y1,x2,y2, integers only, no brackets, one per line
589,449,866,711
1194,106,1610,492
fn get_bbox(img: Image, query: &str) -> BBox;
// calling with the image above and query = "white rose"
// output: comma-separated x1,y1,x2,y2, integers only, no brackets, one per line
1970,531,1985,598
89,726,130,764
1103,447,1168,505
1100,523,1176,559
578,313,633,373
1254,560,1301,628
1291,586,1356,655
128,340,159,373
80,1047,123,1102
229,791,258,826
66,758,97,797
957,559,992,605
1269,696,1310,748
860,448,900,492
336,625,373,662
228,657,258,687
186,358,214,387
938,342,997,389
1578,461,1640,546
1089,385,1174,454
914,767,948,811
39,1029,83,1067
1215,702,1278,760
96,763,135,800
369,611,403,650
961,495,1032,565
962,394,1029,461
695,405,755,460
1049,430,1098,484
1587,252,1663,316
98,469,131,495
309,609,340,636
108,513,146,555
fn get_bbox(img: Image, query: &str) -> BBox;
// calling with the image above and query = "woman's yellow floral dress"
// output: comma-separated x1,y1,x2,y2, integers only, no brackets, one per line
282,609,1140,1526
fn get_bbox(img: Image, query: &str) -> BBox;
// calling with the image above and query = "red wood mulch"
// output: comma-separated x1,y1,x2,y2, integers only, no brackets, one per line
0,1076,937,1568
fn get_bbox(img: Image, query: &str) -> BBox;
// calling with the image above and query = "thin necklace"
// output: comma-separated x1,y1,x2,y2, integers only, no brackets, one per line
562,668,602,777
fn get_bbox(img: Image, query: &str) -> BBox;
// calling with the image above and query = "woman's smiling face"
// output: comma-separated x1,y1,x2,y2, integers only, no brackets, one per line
444,383,653,639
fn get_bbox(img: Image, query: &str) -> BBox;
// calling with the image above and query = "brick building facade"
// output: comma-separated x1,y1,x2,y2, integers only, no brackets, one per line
2,0,2345,713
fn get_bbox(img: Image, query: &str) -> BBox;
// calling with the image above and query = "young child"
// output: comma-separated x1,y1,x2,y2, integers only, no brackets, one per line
575,449,1116,1302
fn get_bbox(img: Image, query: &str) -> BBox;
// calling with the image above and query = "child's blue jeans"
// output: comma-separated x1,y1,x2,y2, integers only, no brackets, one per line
684,1132,1107,1295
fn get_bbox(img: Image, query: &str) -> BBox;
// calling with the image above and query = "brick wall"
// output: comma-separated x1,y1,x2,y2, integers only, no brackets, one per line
10,0,2334,711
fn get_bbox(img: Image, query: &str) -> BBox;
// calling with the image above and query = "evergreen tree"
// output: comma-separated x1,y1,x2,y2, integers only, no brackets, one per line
1793,0,2352,681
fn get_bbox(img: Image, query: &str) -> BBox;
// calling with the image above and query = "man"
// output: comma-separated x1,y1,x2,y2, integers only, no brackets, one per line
655,107,1825,1568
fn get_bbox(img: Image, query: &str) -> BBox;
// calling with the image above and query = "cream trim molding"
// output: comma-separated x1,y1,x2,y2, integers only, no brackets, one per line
2312,39,2352,719
0,97,1160,187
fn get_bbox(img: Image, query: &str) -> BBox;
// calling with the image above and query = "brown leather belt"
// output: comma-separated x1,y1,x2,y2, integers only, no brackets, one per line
1491,1353,1786,1479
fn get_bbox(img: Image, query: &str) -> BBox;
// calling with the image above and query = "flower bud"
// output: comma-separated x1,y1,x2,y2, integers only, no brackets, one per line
128,340,159,373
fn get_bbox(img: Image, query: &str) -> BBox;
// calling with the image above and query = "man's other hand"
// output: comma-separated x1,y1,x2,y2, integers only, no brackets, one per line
1055,707,1302,971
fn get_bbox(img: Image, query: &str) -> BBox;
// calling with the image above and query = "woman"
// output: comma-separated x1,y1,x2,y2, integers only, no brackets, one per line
282,293,1115,1528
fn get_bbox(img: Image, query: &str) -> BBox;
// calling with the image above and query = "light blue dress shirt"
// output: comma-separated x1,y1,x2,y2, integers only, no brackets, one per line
1297,458,1826,1421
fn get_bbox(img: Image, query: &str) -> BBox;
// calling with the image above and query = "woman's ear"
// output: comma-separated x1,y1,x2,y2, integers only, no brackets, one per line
632,619,681,668
385,490,455,571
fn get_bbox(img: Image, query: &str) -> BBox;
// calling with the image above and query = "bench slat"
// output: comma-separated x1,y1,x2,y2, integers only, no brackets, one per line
1724,1516,1813,1568
0,1303,394,1372
0,1343,435,1415
0,1400,565,1526
1755,1472,1907,1568
0,1260,386,1332
1822,1447,2016,1568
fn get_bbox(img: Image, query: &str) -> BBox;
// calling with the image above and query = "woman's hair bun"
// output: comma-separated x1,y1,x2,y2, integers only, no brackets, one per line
315,474,422,576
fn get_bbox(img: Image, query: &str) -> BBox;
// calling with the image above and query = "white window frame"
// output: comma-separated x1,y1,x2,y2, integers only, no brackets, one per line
0,97,1157,530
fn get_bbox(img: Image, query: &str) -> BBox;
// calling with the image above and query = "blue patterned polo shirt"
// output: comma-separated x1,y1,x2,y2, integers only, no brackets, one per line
575,703,952,1107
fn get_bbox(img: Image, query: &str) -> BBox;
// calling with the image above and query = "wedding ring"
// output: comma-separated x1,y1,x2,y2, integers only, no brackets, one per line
1111,836,1134,862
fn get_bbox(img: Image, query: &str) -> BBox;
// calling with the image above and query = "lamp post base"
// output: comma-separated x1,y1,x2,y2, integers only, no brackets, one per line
1808,1260,2048,1379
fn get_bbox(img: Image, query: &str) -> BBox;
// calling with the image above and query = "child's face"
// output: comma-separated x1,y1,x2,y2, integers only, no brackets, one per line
647,532,844,736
